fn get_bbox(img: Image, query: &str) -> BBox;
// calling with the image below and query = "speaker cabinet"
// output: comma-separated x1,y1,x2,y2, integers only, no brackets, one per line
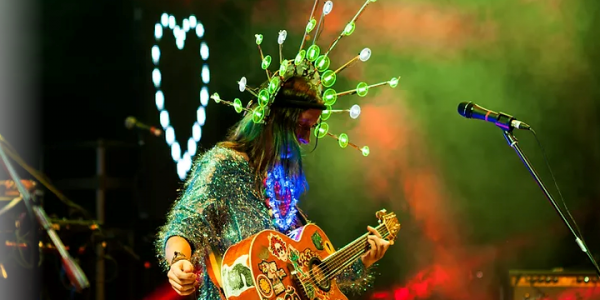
510,269,600,300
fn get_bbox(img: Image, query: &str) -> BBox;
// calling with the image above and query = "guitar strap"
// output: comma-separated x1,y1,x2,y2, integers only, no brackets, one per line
295,205,311,226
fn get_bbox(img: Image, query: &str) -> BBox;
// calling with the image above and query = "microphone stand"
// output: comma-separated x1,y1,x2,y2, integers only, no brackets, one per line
0,139,90,291
502,129,600,277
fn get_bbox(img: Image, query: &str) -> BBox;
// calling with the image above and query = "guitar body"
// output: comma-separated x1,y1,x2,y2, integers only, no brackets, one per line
216,209,401,300
219,224,347,300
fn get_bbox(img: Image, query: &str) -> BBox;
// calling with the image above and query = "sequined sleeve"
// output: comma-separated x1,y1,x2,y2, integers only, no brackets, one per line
154,147,238,274
335,258,378,296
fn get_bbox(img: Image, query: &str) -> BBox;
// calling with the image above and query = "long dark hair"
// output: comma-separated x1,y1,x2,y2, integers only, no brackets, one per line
218,76,324,191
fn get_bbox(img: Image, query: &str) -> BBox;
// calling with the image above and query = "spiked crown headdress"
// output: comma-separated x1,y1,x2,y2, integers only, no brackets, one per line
210,0,400,156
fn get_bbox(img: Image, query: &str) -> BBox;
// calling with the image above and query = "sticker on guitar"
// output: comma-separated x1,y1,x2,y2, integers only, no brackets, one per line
268,233,289,262
283,286,301,300
256,274,273,298
289,245,317,268
221,254,254,298
258,260,287,296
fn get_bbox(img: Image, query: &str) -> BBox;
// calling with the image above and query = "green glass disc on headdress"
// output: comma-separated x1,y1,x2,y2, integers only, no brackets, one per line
295,50,306,65
357,82,369,97
338,133,349,148
321,105,333,121
361,146,370,157
258,89,270,107
315,55,330,72
211,93,221,103
233,98,243,113
255,34,263,45
389,77,400,88
252,107,265,123
322,89,337,106
321,70,337,88
262,55,272,70
279,60,289,74
343,22,356,36
306,18,317,33
307,45,320,62
314,122,329,139
268,76,281,94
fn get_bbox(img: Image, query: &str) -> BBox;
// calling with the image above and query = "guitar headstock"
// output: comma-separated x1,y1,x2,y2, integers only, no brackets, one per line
376,209,401,245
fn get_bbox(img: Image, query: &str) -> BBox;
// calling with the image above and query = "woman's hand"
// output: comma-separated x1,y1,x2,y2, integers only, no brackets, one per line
168,260,198,296
361,226,391,268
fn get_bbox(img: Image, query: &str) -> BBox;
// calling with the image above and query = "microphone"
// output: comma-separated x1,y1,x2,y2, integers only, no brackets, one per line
457,102,530,131
125,116,162,137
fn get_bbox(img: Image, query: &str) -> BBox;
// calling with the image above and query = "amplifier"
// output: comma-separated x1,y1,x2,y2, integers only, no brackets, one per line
509,269,600,300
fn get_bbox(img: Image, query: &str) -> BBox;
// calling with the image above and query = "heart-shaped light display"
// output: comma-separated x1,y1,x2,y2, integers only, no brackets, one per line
152,13,210,180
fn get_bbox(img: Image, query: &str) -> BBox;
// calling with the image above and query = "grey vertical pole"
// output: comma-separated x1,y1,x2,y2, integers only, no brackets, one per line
96,140,105,300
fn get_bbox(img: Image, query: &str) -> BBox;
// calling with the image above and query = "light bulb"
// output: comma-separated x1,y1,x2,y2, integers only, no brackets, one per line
152,45,160,64
359,48,372,62
278,30,287,45
238,77,247,92
189,15,197,28
323,1,334,15
154,24,163,40
350,105,361,119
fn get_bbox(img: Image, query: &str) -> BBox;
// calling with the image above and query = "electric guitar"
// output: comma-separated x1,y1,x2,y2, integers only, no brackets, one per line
211,209,401,300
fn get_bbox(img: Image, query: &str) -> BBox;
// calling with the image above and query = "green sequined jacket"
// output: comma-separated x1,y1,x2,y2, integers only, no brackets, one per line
155,146,376,299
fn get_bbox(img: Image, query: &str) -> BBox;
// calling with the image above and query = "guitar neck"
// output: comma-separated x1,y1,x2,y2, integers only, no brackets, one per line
321,223,391,278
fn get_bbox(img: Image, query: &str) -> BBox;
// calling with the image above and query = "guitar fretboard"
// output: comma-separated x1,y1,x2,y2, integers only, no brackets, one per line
319,223,391,279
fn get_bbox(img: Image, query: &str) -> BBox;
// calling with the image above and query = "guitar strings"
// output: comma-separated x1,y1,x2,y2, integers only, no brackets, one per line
293,227,387,290
304,225,390,284
293,222,395,291
319,226,390,281
322,224,388,271
309,232,387,289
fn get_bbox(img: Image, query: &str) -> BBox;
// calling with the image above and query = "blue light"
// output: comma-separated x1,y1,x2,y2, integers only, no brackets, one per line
264,164,303,232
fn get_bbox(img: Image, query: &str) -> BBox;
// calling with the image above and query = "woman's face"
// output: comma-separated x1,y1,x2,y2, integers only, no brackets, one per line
296,109,322,144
